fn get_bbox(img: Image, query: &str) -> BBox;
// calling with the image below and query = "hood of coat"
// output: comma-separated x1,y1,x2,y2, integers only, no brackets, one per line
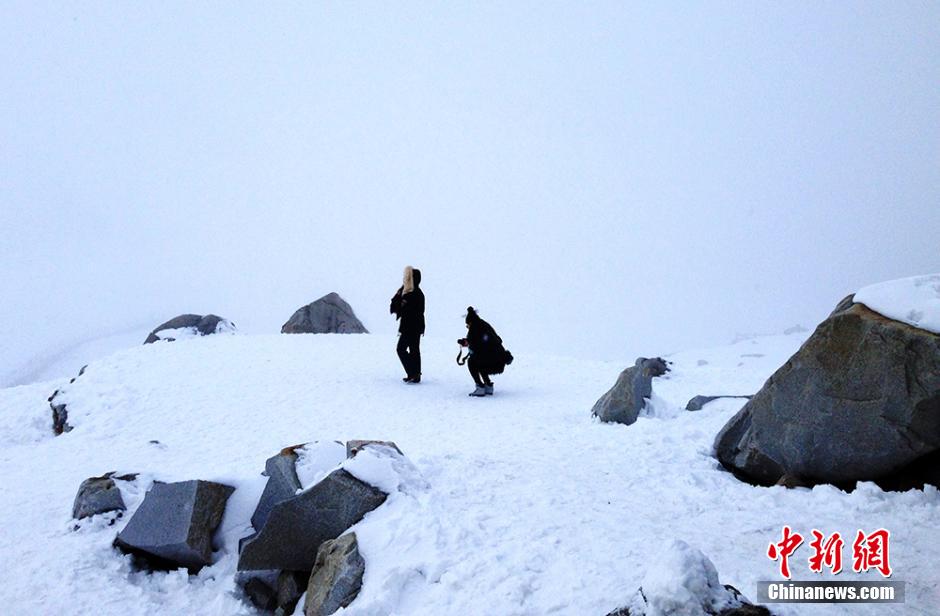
403,266,421,294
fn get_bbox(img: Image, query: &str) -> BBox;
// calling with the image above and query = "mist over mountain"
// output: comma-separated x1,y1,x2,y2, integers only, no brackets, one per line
3,3,938,386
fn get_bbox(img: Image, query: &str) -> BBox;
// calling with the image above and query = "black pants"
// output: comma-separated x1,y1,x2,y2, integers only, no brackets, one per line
397,331,421,378
468,356,492,387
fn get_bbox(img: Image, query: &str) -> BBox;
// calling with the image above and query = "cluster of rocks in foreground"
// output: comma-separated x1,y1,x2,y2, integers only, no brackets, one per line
592,292,940,491
48,292,367,437
73,440,401,615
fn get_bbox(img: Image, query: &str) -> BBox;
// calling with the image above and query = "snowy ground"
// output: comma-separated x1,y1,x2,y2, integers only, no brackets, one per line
1,332,938,615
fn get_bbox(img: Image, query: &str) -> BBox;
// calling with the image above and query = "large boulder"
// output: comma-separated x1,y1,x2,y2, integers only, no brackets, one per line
606,540,770,616
305,533,365,616
715,296,940,487
238,469,386,572
281,293,368,334
72,472,137,519
592,357,669,425
115,480,234,571
144,314,235,344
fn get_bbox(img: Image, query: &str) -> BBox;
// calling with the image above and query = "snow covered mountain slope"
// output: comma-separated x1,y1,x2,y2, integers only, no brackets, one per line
1,333,937,615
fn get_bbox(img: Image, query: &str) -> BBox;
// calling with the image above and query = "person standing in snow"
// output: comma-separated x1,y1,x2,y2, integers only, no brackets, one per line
459,307,512,397
390,266,425,383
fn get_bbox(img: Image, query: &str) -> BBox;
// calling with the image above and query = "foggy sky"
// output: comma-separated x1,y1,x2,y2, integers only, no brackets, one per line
2,2,939,386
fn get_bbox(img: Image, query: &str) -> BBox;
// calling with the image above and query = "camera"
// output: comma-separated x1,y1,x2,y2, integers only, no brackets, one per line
457,338,468,347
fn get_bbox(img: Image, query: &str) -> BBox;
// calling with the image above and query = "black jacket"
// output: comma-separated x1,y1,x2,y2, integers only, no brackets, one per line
390,271,425,336
466,312,509,374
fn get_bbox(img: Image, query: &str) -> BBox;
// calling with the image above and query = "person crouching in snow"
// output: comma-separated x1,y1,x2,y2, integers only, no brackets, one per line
459,307,512,397
390,266,425,383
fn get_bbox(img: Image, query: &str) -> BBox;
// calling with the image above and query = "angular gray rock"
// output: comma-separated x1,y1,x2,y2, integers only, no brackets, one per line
346,440,402,458
715,297,940,487
49,365,87,435
251,447,303,532
592,357,669,425
281,293,368,334
686,395,752,412
144,313,234,344
276,570,308,615
73,472,137,519
115,480,234,571
304,533,365,616
238,469,386,572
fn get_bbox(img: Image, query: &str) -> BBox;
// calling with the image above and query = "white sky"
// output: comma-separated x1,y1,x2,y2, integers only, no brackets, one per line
2,2,939,386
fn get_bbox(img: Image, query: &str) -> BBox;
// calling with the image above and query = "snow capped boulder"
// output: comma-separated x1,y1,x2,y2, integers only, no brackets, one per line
592,357,669,425
143,313,235,344
281,293,368,334
606,540,769,616
304,533,364,616
114,480,234,571
72,472,136,519
715,286,940,487
685,395,751,412
238,468,386,572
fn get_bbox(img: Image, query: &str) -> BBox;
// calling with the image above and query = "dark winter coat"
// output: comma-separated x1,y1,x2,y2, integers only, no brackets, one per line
465,308,510,374
390,269,425,336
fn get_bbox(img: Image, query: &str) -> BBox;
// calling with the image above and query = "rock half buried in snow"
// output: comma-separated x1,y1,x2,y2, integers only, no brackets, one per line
346,439,403,458
605,539,769,616
72,472,137,519
305,533,365,616
48,364,87,435
251,448,304,532
143,313,235,344
592,357,669,425
715,296,940,487
238,469,386,572
685,395,752,412
114,480,234,571
281,293,369,334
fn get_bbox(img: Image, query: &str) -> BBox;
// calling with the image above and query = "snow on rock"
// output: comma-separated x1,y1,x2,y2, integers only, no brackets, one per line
855,273,940,334
143,314,236,344
295,441,347,490
1,332,939,615
617,539,753,616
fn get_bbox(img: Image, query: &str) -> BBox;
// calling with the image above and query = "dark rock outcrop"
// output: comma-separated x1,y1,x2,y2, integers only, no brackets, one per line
251,448,304,532
49,365,87,435
686,395,752,412
115,480,234,571
238,469,386,572
72,472,137,519
144,314,234,344
281,293,368,334
346,440,402,458
715,297,940,488
592,357,669,425
305,533,365,616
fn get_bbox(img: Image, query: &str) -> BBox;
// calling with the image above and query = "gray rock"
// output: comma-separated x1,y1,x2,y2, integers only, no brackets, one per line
73,472,137,519
281,293,368,334
238,469,386,572
115,480,234,571
304,533,365,616
715,299,940,487
144,314,234,344
244,577,277,611
251,447,303,532
49,364,88,435
686,395,752,412
591,357,669,425
346,440,402,458
276,570,308,615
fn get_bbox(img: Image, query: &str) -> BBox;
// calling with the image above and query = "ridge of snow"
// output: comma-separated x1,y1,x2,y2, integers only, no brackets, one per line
854,273,940,334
